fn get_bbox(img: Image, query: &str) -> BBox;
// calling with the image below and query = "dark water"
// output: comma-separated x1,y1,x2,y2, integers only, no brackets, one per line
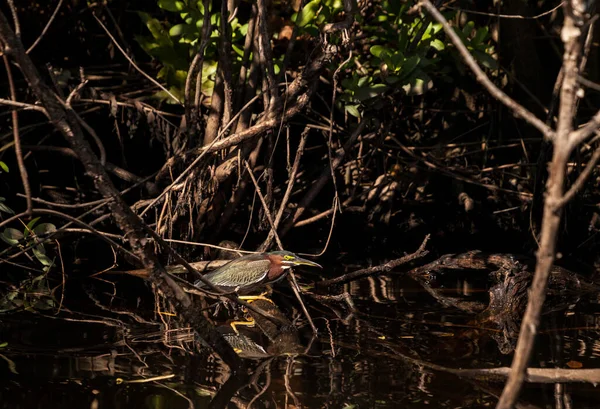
2,266,600,409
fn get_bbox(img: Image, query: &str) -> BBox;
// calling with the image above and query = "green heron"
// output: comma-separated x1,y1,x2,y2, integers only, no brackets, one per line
194,251,322,333
193,250,322,295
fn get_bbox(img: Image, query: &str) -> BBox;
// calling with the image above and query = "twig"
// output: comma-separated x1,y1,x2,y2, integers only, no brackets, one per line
92,13,181,104
578,75,600,92
54,239,66,314
244,161,284,250
202,0,232,146
280,120,366,235
318,235,430,286
294,196,354,227
26,0,64,53
256,0,280,111
446,2,563,20
556,145,600,208
3,54,32,215
310,196,338,257
259,127,310,251
192,0,212,121
288,270,318,334
245,160,318,334
6,0,19,36
0,98,48,114
569,109,600,147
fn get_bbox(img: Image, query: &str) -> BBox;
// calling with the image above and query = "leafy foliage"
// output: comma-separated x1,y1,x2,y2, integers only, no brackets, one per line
136,0,497,118
135,0,248,103
340,1,497,118
1,217,57,270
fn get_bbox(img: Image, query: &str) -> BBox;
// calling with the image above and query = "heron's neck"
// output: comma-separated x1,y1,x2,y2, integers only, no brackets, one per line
267,264,291,281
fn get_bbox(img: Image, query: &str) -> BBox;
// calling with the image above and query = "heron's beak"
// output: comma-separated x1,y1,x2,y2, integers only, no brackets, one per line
292,257,322,268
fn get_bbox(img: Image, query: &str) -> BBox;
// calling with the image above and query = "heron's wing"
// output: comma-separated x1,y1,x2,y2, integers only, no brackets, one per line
197,258,269,289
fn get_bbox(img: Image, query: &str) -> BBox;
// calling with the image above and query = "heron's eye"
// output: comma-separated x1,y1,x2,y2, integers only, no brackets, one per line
283,255,295,261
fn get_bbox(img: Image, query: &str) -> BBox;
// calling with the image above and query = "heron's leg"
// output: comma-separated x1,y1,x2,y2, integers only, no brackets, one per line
230,293,275,333
230,318,256,334
238,292,274,304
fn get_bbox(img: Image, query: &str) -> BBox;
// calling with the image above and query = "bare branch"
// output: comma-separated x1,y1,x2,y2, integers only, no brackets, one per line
497,1,589,407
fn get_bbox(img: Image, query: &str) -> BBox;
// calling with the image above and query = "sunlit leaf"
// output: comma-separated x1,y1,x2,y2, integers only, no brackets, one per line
296,0,321,28
401,70,433,96
232,44,244,58
0,353,18,374
169,23,197,37
344,104,361,118
158,0,185,11
24,217,40,238
472,27,489,46
430,39,445,51
370,45,389,59
1,228,23,245
0,161,8,172
137,12,173,47
357,76,370,88
33,223,57,236
33,245,54,267
462,21,475,37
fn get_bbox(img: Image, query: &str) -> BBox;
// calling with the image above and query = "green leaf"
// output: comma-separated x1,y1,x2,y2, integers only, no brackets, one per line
0,353,18,375
430,39,445,51
401,70,433,96
462,21,475,38
370,45,390,58
158,0,185,11
296,0,321,28
390,52,404,69
302,24,320,37
379,52,394,69
24,217,40,238
354,83,388,101
0,198,14,215
169,23,197,37
1,228,24,245
33,245,54,267
472,49,498,70
385,75,400,84
33,223,57,236
232,44,244,58
137,12,173,47
341,77,356,90
357,76,370,88
0,161,8,172
344,104,361,118
472,27,489,46
398,56,420,80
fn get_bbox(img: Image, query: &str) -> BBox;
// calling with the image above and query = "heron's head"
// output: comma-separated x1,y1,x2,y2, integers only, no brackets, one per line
268,251,322,270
